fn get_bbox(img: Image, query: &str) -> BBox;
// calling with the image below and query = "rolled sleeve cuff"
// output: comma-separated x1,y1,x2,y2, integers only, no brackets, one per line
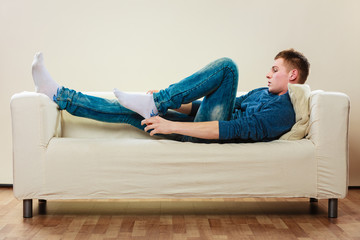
218,120,233,140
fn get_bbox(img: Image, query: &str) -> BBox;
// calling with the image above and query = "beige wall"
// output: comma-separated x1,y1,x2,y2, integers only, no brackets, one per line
1,0,359,185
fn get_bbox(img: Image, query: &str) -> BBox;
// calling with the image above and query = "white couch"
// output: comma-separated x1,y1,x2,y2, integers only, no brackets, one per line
10,89,350,218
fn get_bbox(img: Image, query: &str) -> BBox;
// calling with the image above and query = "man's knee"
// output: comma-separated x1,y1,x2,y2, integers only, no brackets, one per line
219,58,238,81
217,57,238,74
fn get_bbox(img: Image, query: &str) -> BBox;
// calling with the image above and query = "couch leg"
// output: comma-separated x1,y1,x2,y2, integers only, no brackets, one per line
38,199,47,215
23,199,33,218
328,198,338,218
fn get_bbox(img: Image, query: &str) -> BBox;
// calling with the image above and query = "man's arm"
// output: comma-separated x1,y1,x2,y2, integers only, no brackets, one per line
141,116,219,139
173,103,192,115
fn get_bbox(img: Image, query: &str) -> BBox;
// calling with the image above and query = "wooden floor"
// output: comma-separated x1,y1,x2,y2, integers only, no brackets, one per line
1,187,360,239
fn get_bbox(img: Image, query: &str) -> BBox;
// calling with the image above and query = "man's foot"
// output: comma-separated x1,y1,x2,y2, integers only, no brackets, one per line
32,52,60,99
113,88,159,119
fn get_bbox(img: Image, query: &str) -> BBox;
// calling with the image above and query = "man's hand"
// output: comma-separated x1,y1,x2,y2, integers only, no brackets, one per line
146,90,159,94
142,116,220,139
141,116,174,136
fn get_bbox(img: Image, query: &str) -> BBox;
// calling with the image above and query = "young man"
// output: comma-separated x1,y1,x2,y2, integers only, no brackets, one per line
32,49,310,143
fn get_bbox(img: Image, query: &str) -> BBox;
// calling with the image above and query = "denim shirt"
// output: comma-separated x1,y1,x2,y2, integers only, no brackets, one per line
218,87,295,142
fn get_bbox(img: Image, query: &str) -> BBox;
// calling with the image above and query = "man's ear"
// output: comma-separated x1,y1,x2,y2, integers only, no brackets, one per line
289,69,299,83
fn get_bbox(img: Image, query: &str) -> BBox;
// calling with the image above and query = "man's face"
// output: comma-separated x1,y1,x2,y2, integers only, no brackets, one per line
266,58,292,95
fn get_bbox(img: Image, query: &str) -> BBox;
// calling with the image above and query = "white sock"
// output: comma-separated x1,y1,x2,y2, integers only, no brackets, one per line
113,88,158,119
32,52,60,99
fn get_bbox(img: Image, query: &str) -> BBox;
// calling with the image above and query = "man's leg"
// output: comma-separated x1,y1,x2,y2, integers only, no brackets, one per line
156,58,238,118
179,59,239,143
31,52,145,130
54,87,145,130
114,58,238,120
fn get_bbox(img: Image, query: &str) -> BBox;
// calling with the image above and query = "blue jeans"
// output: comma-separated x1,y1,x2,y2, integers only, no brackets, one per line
54,58,239,143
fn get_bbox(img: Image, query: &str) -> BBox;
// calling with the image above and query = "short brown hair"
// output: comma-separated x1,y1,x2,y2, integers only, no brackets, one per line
275,49,310,84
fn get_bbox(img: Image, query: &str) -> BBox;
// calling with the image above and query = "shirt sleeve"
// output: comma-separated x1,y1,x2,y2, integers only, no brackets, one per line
218,101,295,141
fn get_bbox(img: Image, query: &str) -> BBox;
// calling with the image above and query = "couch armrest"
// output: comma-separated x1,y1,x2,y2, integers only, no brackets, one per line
307,91,350,199
10,92,61,199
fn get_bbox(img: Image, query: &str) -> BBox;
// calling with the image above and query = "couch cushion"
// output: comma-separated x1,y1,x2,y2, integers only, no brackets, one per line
280,84,311,140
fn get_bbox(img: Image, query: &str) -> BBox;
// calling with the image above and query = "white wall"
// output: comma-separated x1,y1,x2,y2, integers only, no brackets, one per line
1,0,360,184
